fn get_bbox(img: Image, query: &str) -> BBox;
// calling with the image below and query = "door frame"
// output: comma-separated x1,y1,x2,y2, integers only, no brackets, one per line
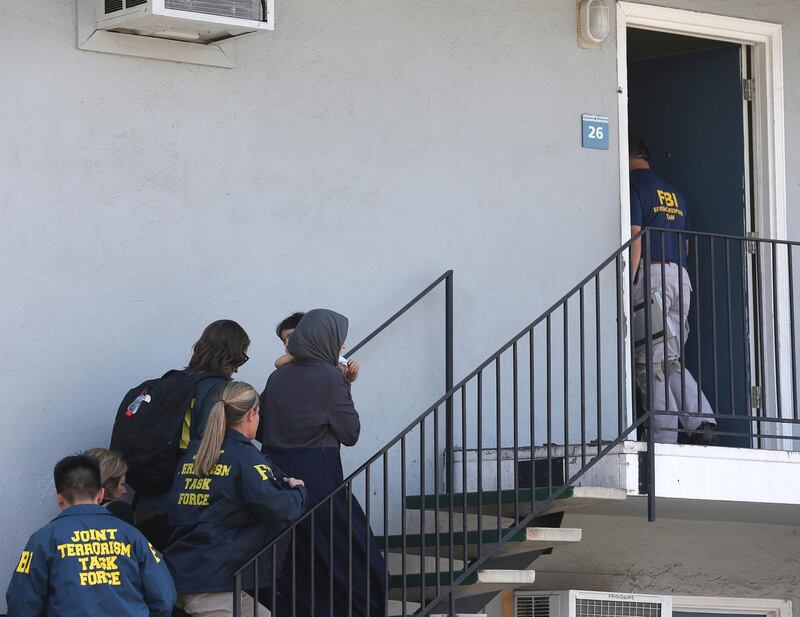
616,3,792,444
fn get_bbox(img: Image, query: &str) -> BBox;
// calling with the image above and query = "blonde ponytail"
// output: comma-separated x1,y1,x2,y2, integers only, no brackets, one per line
194,400,227,477
194,381,259,477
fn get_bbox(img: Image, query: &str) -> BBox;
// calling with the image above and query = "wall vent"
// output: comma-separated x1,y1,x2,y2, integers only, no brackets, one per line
105,0,124,13
515,591,671,617
164,0,262,20
93,0,272,47
575,598,662,617
515,595,550,617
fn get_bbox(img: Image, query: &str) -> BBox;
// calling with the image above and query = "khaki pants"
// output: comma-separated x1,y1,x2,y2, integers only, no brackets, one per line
178,592,270,617
633,263,716,443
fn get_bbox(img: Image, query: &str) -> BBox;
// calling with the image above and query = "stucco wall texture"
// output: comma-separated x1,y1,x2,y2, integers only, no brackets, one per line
531,514,800,611
1,0,799,610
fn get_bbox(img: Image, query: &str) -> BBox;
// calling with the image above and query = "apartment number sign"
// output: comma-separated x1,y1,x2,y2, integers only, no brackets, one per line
582,114,609,149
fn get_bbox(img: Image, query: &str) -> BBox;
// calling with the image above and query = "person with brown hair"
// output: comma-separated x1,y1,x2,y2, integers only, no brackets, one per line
184,319,251,443
84,447,134,524
134,319,252,552
165,381,306,617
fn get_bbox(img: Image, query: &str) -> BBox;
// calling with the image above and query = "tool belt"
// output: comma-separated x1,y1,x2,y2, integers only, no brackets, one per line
635,358,682,384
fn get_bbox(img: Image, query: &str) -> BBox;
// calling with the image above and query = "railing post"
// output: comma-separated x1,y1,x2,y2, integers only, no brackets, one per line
445,271,454,493
233,572,241,617
642,230,656,522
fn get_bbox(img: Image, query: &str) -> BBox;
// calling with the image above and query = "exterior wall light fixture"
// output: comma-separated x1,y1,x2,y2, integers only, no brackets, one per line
578,0,611,48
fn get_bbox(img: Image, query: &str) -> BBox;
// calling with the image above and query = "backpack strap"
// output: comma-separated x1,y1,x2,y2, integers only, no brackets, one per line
160,368,185,379
178,371,230,450
160,368,230,387
180,369,230,385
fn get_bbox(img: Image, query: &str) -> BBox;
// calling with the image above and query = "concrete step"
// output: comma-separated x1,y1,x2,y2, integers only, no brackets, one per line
380,526,582,561
386,552,467,576
388,568,535,603
404,485,626,518
405,509,516,532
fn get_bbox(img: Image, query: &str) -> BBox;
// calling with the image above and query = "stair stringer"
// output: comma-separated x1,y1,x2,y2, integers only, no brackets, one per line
412,435,637,616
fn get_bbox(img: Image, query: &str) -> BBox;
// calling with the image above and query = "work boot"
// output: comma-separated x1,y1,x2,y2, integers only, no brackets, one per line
689,422,719,446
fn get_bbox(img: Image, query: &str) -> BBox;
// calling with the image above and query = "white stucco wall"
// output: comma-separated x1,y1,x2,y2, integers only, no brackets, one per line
2,0,800,611
0,1,621,605
530,513,800,611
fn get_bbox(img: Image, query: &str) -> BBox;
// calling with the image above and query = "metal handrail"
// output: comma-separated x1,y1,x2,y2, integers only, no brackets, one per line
344,268,455,491
236,269,456,571
234,227,800,616
236,232,637,565
234,238,640,616
637,227,800,520
233,270,454,616
344,270,453,359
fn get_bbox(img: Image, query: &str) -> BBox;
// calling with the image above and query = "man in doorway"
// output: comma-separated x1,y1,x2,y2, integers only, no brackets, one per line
629,135,718,445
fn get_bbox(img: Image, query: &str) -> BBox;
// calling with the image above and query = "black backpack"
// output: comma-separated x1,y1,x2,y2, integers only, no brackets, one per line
110,370,224,496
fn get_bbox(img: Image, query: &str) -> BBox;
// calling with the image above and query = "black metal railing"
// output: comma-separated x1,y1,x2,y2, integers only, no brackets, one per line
344,268,455,493
232,269,453,617
234,237,641,616
345,268,454,489
638,229,800,443
344,270,453,364
639,228,800,519
233,228,800,616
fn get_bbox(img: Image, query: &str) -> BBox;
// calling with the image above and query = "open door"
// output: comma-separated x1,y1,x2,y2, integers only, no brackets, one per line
627,30,755,447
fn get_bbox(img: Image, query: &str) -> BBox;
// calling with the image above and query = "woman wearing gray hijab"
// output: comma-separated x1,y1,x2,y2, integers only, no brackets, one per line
258,309,385,617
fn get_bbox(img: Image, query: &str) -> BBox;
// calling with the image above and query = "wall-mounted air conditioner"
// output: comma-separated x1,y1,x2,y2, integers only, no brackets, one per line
95,0,272,44
514,590,673,617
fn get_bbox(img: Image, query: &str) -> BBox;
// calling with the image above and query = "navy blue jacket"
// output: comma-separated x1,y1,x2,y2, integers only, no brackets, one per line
165,429,307,594
5,504,176,617
630,168,690,264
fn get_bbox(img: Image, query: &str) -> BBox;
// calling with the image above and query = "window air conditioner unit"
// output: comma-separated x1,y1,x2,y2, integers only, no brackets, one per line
95,0,272,44
514,590,673,617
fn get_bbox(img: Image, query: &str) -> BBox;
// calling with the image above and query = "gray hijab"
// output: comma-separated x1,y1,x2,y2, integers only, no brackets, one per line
287,309,348,366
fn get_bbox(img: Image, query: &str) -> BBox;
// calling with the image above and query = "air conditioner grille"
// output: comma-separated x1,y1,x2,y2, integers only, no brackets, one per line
164,0,262,20
126,0,147,6
576,599,662,617
515,595,550,617
105,0,124,13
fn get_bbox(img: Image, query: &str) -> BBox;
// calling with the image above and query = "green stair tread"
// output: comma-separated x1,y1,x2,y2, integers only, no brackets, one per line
388,569,478,589
378,527,526,550
404,485,573,510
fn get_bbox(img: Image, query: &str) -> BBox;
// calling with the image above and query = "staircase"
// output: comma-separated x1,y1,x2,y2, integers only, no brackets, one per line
235,232,645,617
236,225,800,616
384,485,625,615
